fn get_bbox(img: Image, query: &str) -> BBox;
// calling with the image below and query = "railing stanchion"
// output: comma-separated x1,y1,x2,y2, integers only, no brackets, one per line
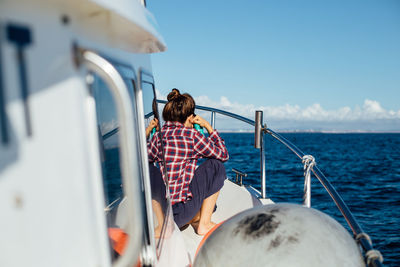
255,110,266,199
302,155,315,208
211,111,216,129
260,128,266,198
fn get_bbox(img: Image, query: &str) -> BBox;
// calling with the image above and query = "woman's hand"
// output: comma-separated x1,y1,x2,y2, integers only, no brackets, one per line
192,115,213,134
146,118,159,138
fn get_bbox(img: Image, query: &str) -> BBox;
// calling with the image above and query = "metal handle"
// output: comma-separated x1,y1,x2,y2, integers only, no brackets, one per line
81,50,143,267
232,168,247,186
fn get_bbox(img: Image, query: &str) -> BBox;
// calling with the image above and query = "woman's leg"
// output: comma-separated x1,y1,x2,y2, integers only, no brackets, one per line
193,190,220,235
152,199,164,238
149,163,166,238
172,159,226,232
189,159,226,235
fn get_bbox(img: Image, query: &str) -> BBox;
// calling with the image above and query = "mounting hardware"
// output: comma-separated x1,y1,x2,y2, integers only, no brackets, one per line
6,23,33,137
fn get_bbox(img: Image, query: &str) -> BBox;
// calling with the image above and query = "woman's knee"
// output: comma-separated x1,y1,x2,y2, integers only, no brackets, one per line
204,159,226,182
204,158,224,168
209,159,226,173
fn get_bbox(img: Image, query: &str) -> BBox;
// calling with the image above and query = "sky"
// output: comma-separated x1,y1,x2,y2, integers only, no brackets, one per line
147,0,400,132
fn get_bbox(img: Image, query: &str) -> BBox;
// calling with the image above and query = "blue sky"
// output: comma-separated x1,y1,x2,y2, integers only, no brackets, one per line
147,0,400,131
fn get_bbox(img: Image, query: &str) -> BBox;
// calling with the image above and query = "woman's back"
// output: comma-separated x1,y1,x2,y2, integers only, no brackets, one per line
148,120,228,205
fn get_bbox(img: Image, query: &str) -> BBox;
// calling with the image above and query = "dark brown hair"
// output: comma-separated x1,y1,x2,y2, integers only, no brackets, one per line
162,88,195,124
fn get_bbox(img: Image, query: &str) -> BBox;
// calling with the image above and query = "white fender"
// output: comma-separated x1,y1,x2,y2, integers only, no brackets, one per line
194,203,364,267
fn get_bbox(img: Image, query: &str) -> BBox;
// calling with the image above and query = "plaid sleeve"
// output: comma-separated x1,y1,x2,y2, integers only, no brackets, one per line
147,132,160,162
193,130,229,162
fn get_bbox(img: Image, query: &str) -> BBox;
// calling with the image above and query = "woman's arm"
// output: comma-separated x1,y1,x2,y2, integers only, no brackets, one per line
192,115,213,134
147,118,160,162
192,116,229,162
146,118,159,139
147,132,160,162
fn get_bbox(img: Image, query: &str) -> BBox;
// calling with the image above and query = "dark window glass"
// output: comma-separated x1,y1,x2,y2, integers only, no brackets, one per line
92,75,122,205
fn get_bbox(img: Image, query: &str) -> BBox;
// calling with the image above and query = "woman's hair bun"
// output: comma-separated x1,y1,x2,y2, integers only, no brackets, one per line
167,88,181,101
162,88,195,124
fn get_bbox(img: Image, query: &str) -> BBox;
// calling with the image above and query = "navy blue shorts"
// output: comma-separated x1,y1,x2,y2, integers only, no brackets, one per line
172,159,226,228
149,159,226,228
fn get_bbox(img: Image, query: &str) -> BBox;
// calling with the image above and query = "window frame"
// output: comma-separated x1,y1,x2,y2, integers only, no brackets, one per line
86,52,149,264
137,69,172,257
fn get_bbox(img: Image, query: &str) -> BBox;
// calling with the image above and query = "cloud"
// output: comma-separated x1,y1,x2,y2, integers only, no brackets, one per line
100,119,118,135
193,96,400,132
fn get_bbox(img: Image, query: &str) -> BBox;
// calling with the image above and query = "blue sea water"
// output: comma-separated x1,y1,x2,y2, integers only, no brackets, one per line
220,132,400,266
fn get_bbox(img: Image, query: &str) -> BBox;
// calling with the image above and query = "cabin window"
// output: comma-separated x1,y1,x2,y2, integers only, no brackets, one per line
90,63,140,261
92,75,124,205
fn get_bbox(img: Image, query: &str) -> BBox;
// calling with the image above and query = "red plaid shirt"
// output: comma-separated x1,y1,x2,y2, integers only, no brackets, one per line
147,121,229,205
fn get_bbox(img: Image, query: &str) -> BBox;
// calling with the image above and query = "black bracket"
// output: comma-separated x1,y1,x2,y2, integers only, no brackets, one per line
0,23,8,144
6,23,33,137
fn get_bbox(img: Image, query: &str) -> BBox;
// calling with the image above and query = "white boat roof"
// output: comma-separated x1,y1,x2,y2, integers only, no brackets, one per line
5,0,167,54
87,0,167,53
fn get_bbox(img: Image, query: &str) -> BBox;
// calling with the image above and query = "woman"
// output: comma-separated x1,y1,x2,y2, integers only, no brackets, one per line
147,88,229,235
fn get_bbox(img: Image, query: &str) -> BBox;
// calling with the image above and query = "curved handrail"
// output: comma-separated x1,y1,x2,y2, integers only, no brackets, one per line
102,127,119,140
82,50,143,267
157,99,383,266
156,99,255,125
266,128,383,266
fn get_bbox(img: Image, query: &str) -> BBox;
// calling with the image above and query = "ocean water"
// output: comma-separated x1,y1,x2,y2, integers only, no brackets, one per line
220,132,400,266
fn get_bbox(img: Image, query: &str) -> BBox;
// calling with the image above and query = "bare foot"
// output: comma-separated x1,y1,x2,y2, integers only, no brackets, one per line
194,221,217,236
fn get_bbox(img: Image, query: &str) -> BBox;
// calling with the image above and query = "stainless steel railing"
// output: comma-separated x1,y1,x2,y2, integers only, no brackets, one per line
156,99,383,267
157,100,255,126
266,128,383,267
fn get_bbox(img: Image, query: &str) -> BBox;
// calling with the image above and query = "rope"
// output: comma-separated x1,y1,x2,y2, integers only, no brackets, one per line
365,249,384,265
302,155,315,207
355,232,372,246
356,233,383,265
302,155,316,168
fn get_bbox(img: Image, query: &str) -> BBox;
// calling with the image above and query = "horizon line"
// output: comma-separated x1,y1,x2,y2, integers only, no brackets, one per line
219,130,400,134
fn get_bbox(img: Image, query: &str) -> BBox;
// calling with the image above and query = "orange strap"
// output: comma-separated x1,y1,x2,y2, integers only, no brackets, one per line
108,228,141,267
108,228,129,255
